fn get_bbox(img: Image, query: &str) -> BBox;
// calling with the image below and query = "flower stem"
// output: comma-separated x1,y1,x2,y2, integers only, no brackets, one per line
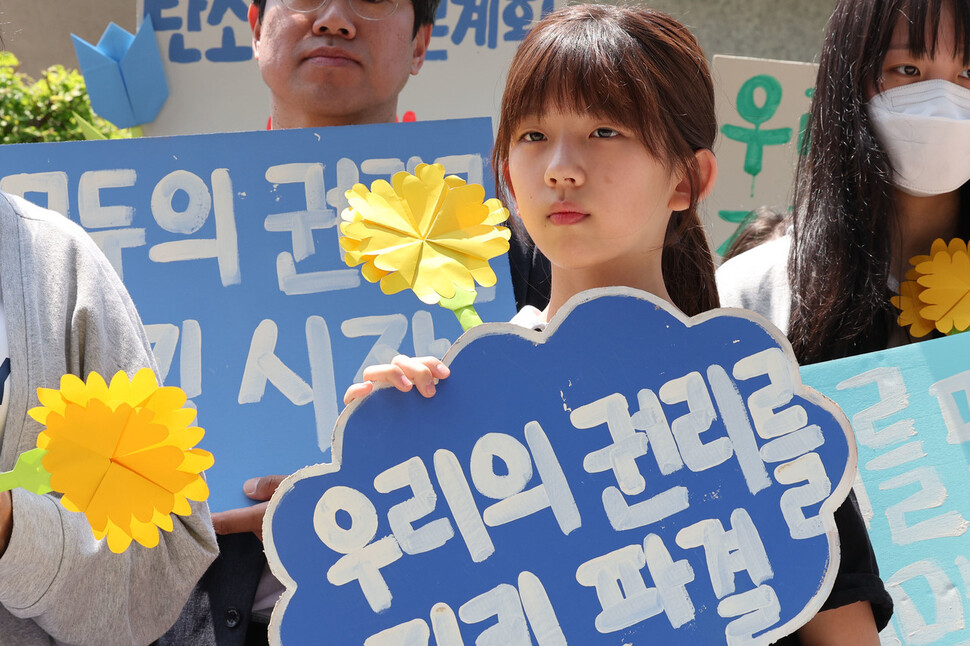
438,286,484,331
453,305,484,331
0,470,17,493
0,448,52,495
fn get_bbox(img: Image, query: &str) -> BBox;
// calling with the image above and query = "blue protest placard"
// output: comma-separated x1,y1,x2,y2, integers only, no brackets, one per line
0,117,513,511
802,333,970,645
265,288,855,644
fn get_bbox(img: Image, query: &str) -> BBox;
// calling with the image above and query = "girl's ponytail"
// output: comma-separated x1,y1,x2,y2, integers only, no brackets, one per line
663,209,719,316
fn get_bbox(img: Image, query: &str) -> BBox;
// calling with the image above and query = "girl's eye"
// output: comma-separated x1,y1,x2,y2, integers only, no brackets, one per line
593,127,619,138
893,64,920,77
961,68,970,80
521,131,545,142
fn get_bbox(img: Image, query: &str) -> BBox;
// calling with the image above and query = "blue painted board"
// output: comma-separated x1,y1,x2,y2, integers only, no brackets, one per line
0,118,512,510
266,289,855,644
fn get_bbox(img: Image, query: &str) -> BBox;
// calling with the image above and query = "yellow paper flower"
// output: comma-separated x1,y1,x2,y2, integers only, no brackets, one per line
339,163,511,304
891,270,937,338
892,238,970,337
27,369,213,553
915,239,970,335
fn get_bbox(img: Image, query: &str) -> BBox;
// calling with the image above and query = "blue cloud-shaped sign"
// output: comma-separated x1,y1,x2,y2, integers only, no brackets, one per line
265,288,855,644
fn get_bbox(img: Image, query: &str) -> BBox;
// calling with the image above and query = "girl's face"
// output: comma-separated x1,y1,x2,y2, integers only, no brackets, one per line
873,5,970,97
506,110,690,276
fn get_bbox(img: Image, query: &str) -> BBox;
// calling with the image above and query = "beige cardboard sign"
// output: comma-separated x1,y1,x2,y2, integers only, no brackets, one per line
706,54,818,258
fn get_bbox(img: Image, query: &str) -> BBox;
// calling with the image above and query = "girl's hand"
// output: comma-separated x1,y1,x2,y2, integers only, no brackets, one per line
0,490,11,557
343,355,451,405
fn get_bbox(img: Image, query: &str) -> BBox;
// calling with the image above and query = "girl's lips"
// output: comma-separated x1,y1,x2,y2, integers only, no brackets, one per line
548,210,588,225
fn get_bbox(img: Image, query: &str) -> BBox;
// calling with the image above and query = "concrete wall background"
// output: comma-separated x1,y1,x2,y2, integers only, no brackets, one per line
2,0,834,79
0,0,134,77
648,0,834,63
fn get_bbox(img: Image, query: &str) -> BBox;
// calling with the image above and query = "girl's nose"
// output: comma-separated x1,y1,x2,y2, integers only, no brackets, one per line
544,141,585,188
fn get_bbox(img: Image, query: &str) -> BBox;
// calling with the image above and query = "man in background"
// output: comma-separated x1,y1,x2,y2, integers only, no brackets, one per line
157,0,434,643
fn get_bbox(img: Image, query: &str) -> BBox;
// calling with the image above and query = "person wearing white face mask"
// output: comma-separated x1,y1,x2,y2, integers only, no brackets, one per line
718,0,970,361
717,0,970,643
868,78,970,198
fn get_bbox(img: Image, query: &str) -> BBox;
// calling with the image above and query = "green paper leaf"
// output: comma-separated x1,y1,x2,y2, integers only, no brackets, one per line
439,285,478,311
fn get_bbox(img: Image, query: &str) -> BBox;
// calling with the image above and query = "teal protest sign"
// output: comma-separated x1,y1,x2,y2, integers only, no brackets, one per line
0,117,514,510
802,333,970,645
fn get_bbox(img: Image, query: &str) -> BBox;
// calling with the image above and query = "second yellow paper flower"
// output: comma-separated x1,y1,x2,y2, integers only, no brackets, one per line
339,163,511,305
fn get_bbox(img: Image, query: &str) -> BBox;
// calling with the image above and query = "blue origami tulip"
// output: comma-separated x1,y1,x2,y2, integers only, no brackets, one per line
72,15,168,129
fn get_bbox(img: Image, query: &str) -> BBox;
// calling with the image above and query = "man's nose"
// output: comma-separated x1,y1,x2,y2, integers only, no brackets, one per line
312,0,357,37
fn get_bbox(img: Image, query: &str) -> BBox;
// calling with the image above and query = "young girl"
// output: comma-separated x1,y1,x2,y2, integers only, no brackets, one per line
718,0,970,641
347,4,888,643
345,3,719,399
718,0,970,364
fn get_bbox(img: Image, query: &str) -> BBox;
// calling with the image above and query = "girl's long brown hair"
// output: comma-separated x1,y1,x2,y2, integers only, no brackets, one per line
491,4,719,316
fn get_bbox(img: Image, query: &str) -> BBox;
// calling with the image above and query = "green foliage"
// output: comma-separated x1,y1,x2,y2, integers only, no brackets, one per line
0,51,132,144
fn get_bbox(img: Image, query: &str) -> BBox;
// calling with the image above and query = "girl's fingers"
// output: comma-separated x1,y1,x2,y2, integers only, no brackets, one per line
361,363,414,392
391,355,450,397
343,381,375,405
349,356,451,402
389,355,450,380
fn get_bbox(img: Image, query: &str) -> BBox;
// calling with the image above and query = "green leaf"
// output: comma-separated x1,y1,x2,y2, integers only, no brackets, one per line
73,111,107,140
0,51,132,144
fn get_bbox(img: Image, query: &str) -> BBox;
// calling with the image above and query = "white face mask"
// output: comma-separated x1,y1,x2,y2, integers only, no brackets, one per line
867,79,970,197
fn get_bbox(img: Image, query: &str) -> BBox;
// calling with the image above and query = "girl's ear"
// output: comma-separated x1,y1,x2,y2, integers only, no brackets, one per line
668,149,718,211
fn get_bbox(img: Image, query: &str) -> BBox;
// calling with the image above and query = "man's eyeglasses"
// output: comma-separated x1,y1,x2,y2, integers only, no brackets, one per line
281,0,400,21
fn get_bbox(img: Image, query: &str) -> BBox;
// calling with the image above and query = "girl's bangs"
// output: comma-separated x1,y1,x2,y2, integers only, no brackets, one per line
502,16,659,150
903,0,970,64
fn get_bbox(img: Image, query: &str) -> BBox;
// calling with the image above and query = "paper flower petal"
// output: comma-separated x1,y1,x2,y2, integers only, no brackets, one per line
891,280,936,338
30,368,213,552
916,246,970,334
339,163,510,305
893,238,970,337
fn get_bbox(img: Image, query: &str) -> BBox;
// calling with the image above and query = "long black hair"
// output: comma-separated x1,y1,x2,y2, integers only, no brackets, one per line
788,0,970,363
